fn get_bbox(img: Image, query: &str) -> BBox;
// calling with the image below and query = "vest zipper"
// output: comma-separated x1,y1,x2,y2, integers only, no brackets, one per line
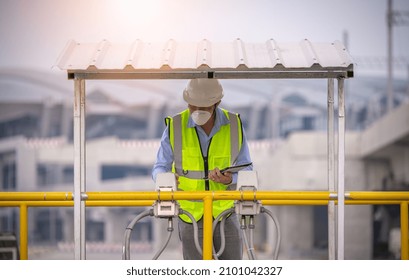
203,156,209,191
204,138,213,191
195,127,212,191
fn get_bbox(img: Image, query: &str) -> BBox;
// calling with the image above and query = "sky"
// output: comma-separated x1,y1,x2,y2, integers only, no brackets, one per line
0,0,408,77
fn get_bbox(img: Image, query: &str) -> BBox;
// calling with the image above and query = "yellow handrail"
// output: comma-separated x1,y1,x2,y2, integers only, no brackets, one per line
0,191,408,260
0,192,73,201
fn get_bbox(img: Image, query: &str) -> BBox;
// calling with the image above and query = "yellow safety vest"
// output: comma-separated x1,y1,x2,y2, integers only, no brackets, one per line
166,108,243,223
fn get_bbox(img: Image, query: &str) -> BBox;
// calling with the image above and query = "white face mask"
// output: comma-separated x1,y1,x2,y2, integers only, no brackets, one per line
191,110,212,126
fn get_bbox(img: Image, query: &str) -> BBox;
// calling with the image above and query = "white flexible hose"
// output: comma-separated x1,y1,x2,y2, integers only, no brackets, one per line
122,209,153,260
212,208,235,259
261,207,281,260
152,217,174,260
121,206,281,260
179,209,202,256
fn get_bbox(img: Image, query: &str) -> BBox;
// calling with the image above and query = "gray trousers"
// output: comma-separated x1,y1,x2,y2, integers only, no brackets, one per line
178,212,243,260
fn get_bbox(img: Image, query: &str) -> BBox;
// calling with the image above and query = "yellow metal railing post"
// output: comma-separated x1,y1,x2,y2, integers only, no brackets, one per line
19,203,28,260
401,202,409,260
202,195,213,260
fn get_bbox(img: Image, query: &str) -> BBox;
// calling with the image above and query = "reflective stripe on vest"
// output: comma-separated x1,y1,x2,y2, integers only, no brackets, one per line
166,109,243,223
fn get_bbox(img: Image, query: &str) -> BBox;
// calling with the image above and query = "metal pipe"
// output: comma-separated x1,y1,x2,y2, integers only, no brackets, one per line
74,78,86,260
80,78,86,261
84,191,332,201
2,199,407,208
74,79,80,260
387,0,394,112
261,199,408,206
328,78,336,260
337,78,345,260
0,201,153,207
86,200,154,207
19,204,28,260
71,70,352,80
2,191,409,202
344,200,407,205
0,192,73,201
202,196,213,260
0,201,72,207
80,78,86,260
261,200,328,206
348,192,409,200
401,202,408,260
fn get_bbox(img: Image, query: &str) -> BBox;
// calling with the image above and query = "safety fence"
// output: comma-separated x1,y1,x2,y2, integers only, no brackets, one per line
0,191,408,260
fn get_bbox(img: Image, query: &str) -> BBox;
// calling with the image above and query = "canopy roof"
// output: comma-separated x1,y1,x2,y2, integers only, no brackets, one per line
55,38,354,80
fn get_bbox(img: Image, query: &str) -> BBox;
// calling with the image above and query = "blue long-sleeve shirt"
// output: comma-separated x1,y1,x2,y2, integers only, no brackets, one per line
152,107,252,184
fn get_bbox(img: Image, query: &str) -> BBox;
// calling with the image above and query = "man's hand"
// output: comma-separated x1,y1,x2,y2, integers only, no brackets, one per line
208,168,232,185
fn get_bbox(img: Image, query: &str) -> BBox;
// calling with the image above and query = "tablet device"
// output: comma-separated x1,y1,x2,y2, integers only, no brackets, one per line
220,162,252,174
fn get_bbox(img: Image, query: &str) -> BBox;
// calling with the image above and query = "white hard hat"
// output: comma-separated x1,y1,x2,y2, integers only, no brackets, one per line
183,79,224,107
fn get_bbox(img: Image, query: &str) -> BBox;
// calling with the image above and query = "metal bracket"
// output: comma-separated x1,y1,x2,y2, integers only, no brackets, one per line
80,193,88,201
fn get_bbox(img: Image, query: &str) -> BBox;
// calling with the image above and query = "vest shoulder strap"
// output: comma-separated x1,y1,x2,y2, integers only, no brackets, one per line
172,113,182,173
224,110,242,165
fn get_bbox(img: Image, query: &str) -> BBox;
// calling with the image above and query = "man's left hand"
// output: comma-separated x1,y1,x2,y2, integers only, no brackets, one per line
208,168,232,185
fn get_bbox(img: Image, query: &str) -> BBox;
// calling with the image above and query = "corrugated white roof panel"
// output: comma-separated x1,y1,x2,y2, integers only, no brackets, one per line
136,41,164,69
312,41,350,68
243,42,275,68
96,43,130,70
55,38,354,79
172,42,198,69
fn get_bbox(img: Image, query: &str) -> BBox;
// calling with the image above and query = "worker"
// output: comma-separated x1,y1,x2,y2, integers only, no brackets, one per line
152,78,253,260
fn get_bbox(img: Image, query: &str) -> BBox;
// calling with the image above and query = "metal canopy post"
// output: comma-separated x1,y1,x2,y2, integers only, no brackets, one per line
74,78,86,260
327,78,336,260
337,78,346,260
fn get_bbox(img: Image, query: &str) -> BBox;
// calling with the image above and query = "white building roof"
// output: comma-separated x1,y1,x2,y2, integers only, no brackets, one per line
54,39,354,80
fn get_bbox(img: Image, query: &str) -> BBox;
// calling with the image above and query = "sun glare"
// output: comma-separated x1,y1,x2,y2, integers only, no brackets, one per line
114,0,161,25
